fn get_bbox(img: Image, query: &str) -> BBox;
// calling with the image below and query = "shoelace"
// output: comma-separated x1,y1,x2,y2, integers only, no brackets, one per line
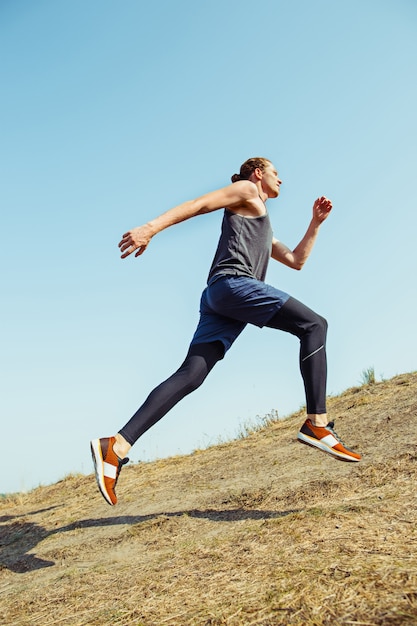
115,456,129,485
326,421,349,448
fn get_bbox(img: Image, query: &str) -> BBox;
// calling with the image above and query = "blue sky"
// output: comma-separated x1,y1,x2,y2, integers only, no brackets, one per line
1,0,416,494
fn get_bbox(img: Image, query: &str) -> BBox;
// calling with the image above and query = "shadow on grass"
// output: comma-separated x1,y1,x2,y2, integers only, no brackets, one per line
0,507,299,573
0,505,62,524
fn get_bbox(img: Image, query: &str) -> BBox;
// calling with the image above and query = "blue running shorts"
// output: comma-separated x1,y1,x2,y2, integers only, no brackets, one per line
190,275,290,354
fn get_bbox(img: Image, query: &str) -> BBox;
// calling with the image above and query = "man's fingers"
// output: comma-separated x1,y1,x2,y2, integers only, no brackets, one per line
317,196,330,205
120,245,137,259
118,232,134,249
316,196,332,210
120,243,148,259
118,228,149,258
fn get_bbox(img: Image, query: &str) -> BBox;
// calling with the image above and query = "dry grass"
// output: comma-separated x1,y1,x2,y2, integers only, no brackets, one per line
1,372,417,625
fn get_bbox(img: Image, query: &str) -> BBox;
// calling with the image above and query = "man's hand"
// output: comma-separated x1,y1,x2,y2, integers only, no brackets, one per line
312,196,332,224
118,224,153,259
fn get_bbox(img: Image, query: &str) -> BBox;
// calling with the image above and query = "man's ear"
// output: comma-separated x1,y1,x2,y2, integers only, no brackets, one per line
253,167,263,180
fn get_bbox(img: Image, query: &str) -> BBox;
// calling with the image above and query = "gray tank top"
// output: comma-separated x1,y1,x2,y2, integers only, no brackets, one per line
208,208,273,283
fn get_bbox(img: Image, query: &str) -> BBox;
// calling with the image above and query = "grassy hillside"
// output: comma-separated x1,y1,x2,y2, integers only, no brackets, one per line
1,372,417,626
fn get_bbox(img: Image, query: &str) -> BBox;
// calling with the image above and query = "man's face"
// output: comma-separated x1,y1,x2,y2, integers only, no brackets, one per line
262,164,282,198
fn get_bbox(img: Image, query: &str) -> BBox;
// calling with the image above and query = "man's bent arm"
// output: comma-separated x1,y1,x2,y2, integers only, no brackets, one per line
271,196,332,270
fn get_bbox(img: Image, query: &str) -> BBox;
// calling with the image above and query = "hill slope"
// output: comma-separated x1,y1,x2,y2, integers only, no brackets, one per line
1,372,417,626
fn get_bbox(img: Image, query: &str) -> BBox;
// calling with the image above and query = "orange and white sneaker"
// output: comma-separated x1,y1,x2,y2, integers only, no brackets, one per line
90,437,129,505
297,419,361,462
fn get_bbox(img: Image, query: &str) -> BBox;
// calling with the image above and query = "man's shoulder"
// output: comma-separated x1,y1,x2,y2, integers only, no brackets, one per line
225,181,265,218
233,180,258,198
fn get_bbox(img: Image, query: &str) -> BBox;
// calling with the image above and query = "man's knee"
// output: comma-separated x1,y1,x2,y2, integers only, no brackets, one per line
176,343,223,394
318,314,328,335
306,312,328,340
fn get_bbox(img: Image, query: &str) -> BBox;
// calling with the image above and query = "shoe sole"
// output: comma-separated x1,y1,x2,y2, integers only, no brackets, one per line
297,432,361,462
90,439,115,505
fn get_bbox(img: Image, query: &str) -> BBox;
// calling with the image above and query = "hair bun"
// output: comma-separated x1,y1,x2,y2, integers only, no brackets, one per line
231,173,241,183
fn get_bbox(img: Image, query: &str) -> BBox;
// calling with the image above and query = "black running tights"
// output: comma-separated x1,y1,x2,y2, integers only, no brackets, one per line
265,296,328,415
118,296,327,446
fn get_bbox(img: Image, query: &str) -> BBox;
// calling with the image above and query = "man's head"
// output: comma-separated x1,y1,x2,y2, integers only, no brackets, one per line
232,157,282,198
231,157,272,183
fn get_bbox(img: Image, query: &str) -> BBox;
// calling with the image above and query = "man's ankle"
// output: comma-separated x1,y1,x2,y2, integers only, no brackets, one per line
308,414,328,427
113,434,131,459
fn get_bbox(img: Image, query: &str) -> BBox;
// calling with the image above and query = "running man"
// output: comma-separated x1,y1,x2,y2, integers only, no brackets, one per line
91,157,361,506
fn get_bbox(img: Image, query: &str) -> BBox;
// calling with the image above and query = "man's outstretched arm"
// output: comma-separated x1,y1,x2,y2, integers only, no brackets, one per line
118,181,258,258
